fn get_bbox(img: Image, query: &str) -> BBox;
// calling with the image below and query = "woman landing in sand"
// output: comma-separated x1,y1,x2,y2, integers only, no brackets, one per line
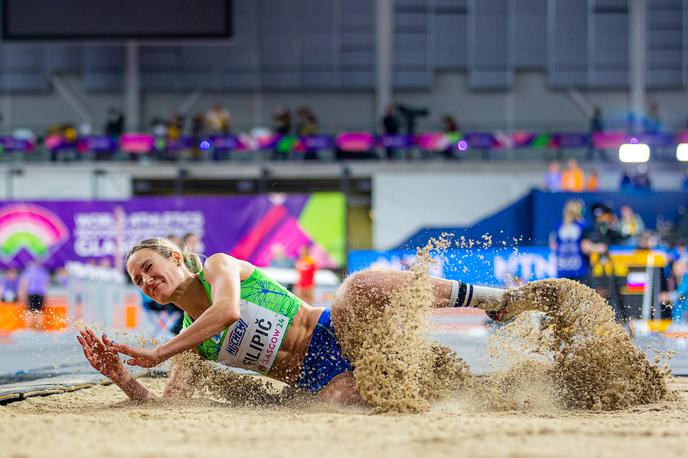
77,237,530,406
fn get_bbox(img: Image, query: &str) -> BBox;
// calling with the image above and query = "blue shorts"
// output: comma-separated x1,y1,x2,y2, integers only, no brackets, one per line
295,308,354,393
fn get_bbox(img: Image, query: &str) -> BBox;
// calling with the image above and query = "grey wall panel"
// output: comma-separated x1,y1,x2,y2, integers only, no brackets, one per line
548,0,589,87
512,0,547,69
647,0,684,88
590,4,628,88
431,12,468,69
469,0,511,89
44,46,82,73
82,46,124,92
394,0,432,89
337,0,375,88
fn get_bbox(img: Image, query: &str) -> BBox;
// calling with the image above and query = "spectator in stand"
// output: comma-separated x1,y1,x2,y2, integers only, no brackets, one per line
53,266,70,287
271,107,294,161
552,199,588,282
294,245,317,304
104,107,125,138
544,161,562,191
19,261,51,328
632,165,652,191
561,159,585,192
381,104,401,160
166,112,184,142
296,107,319,161
587,106,607,161
0,267,19,302
441,114,460,160
681,171,688,192
660,256,688,322
586,169,600,191
619,205,645,246
581,204,627,321
269,244,294,268
272,107,292,135
182,232,204,255
645,101,663,134
190,112,206,161
206,103,231,135
296,107,318,136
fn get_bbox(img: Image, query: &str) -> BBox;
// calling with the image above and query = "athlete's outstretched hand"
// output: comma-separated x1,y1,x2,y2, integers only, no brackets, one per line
106,341,165,368
77,328,128,381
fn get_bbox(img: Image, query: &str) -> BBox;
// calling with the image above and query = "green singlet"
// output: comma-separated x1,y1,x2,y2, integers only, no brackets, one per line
181,268,301,374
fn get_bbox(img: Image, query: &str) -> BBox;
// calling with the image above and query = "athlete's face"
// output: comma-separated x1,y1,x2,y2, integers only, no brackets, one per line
127,248,188,304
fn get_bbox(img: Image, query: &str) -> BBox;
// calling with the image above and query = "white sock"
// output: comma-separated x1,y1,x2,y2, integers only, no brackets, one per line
449,280,504,311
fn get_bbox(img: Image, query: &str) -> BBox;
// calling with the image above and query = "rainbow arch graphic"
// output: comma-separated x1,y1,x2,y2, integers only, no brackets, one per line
0,203,69,262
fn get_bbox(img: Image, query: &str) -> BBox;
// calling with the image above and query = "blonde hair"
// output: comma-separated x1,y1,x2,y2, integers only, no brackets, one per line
126,237,203,274
562,199,583,225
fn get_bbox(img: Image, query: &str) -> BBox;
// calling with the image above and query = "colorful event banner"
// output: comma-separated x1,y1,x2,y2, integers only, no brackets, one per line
23,130,688,156
0,193,345,270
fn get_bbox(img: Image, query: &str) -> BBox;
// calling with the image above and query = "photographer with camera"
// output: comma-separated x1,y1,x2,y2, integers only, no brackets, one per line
581,204,628,321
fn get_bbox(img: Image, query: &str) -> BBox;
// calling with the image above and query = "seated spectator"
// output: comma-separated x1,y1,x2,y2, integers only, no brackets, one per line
561,159,585,192
296,107,318,136
544,161,562,191
272,107,292,135
0,267,19,302
619,205,645,245
206,103,231,134
296,107,319,160
441,115,460,160
586,169,599,191
166,112,184,141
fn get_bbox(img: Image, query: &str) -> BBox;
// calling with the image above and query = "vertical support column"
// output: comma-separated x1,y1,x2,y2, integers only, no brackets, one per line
629,0,647,129
124,40,141,132
376,0,393,120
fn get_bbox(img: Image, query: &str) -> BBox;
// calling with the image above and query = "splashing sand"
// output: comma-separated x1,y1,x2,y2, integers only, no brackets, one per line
497,279,671,410
333,239,471,413
330,244,670,413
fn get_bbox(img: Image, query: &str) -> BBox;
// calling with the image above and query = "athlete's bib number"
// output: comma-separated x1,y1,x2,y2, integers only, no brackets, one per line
217,299,288,374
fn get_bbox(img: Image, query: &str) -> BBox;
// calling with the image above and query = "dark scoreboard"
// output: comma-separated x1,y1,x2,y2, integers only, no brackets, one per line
1,0,232,40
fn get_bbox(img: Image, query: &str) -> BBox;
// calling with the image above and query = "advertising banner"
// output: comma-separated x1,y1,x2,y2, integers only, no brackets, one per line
0,193,345,270
348,246,556,288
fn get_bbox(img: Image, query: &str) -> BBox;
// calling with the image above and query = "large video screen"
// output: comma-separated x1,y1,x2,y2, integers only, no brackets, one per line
1,0,232,40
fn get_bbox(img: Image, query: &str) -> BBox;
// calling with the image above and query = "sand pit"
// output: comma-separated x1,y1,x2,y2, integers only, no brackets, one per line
0,376,686,458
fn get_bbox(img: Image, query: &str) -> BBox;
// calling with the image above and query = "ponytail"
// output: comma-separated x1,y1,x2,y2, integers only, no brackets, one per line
182,250,203,274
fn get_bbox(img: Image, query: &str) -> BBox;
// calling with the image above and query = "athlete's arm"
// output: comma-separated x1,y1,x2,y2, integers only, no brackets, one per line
77,328,156,401
155,254,242,361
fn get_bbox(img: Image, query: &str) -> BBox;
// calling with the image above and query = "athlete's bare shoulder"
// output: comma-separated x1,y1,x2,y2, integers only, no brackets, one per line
204,253,255,280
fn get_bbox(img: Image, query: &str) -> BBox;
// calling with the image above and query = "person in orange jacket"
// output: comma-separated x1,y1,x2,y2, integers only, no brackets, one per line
561,158,585,192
